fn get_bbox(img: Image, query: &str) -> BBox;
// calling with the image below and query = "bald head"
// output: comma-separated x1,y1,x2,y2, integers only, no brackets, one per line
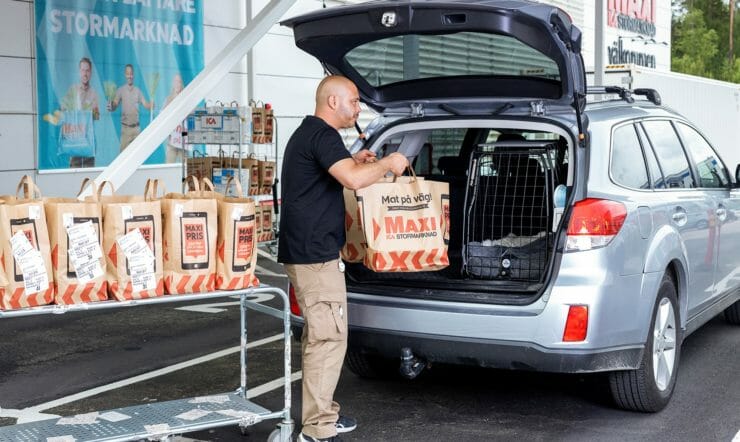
314,75,361,130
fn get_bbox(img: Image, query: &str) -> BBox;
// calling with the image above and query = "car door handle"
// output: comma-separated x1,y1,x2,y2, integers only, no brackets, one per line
717,207,728,222
671,209,688,227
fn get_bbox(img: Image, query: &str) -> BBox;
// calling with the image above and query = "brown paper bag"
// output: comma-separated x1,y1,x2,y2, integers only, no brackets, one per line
259,203,274,242
45,179,108,305
251,102,265,144
100,180,165,301
341,188,366,263
258,160,276,195
187,154,223,182
355,171,450,272
254,204,263,243
341,177,424,263
263,107,274,144
162,177,218,294
223,155,260,196
0,176,55,310
214,177,259,290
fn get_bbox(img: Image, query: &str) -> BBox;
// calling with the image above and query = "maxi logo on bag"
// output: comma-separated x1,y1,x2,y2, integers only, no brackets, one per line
376,192,440,241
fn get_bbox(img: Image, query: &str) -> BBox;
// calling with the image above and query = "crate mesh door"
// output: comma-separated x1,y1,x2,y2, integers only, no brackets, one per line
464,149,552,281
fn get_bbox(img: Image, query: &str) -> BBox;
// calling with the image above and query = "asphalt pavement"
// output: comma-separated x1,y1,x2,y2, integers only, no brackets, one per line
0,253,738,442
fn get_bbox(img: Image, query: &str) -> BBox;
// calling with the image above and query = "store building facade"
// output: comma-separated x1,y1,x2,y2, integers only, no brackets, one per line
0,0,671,194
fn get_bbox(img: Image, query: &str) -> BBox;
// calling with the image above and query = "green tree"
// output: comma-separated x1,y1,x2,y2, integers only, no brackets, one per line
672,0,740,81
672,9,720,77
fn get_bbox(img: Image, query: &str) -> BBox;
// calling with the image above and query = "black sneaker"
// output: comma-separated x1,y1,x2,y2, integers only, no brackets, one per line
298,433,343,442
335,415,357,433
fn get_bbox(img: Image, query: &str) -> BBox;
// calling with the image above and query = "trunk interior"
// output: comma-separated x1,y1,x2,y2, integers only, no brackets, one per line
346,124,571,300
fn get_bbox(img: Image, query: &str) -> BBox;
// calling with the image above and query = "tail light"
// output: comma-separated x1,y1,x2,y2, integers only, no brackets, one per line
566,198,627,252
288,283,302,317
563,305,588,342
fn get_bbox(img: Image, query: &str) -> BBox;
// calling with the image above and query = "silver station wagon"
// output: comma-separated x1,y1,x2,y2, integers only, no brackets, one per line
283,0,740,412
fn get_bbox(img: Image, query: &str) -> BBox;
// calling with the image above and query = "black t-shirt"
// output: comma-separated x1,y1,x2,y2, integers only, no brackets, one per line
277,116,352,264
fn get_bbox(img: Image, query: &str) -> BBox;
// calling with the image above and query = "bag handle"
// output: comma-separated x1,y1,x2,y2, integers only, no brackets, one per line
392,166,417,183
77,177,100,201
224,175,244,198
200,177,215,192
15,175,42,200
96,180,115,198
144,178,167,201
185,175,201,193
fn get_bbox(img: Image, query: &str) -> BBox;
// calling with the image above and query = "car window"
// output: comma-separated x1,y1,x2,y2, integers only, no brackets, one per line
636,124,665,189
344,32,560,87
641,120,696,189
611,125,649,189
675,123,729,188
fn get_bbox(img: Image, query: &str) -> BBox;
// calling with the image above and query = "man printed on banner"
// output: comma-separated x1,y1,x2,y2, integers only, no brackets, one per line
61,57,100,168
164,73,186,164
278,75,408,442
107,64,154,151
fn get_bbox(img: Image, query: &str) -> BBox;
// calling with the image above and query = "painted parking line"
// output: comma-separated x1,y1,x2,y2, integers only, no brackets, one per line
257,248,278,262
2,333,286,423
256,264,286,277
175,293,275,313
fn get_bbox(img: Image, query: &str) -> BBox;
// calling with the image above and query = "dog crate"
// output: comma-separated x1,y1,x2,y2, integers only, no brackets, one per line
463,142,556,282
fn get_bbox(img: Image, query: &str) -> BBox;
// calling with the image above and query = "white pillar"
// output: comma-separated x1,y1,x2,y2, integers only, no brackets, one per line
594,0,606,90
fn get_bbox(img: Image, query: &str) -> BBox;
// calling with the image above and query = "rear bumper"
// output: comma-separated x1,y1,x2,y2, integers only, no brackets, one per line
347,327,644,373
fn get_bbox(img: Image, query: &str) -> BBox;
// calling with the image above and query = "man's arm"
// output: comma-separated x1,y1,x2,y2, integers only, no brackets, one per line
329,152,409,190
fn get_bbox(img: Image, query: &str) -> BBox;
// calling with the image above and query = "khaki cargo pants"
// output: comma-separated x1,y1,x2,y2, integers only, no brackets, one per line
284,258,347,439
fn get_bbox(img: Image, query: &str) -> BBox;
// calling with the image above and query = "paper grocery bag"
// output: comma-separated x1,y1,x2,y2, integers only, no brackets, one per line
263,107,274,143
254,204,263,243
355,172,450,272
341,177,424,263
341,188,366,263
161,177,218,294
259,203,274,242
258,160,276,195
100,180,165,301
251,101,264,144
0,176,54,310
223,155,260,196
215,177,259,290
187,154,223,182
45,179,108,305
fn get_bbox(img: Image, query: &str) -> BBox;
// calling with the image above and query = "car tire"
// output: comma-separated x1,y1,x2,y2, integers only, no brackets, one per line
345,347,398,379
724,300,740,324
608,272,681,412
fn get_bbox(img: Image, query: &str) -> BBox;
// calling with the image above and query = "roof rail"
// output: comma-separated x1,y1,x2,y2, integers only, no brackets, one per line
587,86,661,106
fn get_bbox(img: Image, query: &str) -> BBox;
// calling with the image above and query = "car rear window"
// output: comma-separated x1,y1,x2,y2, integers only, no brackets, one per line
641,120,696,189
344,32,560,87
611,125,649,190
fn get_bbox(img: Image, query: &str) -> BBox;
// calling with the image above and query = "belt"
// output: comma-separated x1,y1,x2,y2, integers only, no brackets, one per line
121,122,140,128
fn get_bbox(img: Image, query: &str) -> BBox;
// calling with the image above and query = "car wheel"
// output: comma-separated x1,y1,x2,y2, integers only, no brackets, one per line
608,272,681,412
345,347,398,379
724,300,740,324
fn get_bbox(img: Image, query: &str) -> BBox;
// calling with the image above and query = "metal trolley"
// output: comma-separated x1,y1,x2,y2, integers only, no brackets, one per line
0,287,294,442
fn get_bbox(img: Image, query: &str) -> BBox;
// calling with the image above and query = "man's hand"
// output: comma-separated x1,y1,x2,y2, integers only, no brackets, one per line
353,150,377,164
386,152,409,176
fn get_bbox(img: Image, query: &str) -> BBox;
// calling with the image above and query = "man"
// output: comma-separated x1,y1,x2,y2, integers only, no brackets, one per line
108,64,153,151
279,75,408,442
164,73,185,163
62,57,99,168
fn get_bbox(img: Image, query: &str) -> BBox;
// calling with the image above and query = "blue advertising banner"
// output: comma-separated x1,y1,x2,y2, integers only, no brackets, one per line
35,0,204,169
